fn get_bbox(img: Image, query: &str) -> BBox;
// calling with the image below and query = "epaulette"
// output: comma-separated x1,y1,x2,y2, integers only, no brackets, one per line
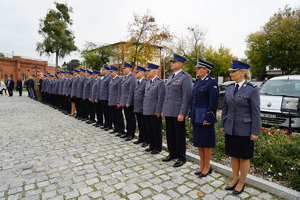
227,83,235,87
247,82,257,88
182,71,188,75
157,77,161,81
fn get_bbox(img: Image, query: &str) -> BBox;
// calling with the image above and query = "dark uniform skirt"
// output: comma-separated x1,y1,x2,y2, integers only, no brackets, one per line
225,134,254,159
193,124,216,148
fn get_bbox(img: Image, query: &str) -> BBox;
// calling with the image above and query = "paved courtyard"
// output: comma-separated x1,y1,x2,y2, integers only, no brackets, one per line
0,94,280,199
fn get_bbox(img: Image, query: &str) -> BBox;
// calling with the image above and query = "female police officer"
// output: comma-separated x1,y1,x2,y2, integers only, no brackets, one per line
220,60,261,195
189,59,218,177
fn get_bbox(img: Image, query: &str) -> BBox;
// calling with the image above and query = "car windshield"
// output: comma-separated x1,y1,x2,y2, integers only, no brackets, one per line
260,80,300,97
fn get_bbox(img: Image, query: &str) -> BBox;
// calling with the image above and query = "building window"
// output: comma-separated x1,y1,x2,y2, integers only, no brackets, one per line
10,74,13,80
4,74,8,83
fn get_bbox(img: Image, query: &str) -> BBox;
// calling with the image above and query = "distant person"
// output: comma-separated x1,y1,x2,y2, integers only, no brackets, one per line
261,77,268,86
220,60,261,195
6,78,15,97
16,78,23,96
0,79,6,95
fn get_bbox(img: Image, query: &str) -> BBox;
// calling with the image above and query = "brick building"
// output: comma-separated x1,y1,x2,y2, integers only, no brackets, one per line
0,55,55,83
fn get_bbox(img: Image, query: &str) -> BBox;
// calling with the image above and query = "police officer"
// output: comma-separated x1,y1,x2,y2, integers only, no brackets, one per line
132,66,148,147
189,58,219,177
220,60,261,195
143,63,166,154
90,70,103,127
76,68,87,120
118,62,137,141
108,66,125,136
162,54,192,167
99,65,113,131
64,72,74,115
70,69,80,116
83,69,95,123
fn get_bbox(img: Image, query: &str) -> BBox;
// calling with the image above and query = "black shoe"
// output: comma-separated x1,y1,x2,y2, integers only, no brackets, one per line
141,143,149,147
94,124,101,127
145,148,153,152
232,184,245,195
225,181,239,190
162,155,177,162
81,118,88,121
173,160,186,167
86,120,96,124
120,134,127,138
109,130,118,134
104,127,112,131
133,140,142,144
151,150,161,154
115,133,122,137
100,126,106,129
125,136,133,141
199,167,213,177
194,171,202,175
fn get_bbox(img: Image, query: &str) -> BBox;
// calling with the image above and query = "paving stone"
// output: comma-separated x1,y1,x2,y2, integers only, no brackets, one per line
0,96,282,200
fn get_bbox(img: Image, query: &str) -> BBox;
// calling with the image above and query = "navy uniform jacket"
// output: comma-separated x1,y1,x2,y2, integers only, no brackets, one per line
76,76,87,98
163,70,192,117
99,74,112,101
65,78,73,95
71,75,80,97
220,81,261,136
108,76,122,106
83,77,94,100
133,78,147,113
189,75,219,124
119,73,136,106
143,77,166,116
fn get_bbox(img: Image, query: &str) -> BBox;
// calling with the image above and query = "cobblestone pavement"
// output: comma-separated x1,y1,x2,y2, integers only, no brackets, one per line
0,95,280,200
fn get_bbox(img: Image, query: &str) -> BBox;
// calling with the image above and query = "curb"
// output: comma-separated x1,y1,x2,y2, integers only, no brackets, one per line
162,144,300,200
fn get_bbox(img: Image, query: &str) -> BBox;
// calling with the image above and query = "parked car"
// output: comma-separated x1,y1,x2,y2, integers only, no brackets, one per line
260,75,300,129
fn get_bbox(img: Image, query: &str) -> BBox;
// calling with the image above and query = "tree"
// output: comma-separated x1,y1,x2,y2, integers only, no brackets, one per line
125,10,172,66
170,25,206,77
36,2,77,70
81,42,115,71
66,59,81,71
246,6,300,75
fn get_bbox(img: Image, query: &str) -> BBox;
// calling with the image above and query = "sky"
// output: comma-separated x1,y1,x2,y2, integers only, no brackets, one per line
0,0,299,66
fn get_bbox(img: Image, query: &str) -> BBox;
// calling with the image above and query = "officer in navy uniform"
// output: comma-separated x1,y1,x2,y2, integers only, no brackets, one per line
83,69,95,123
162,54,192,167
90,70,103,127
98,65,113,131
189,58,219,177
118,62,137,141
64,72,74,115
220,60,261,195
143,63,166,154
108,66,125,135
76,68,87,120
132,66,149,147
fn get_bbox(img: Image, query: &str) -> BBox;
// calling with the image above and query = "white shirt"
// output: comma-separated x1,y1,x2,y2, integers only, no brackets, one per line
235,80,246,91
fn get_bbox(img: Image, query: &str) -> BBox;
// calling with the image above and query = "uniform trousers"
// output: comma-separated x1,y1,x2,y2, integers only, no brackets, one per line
84,99,93,120
101,100,112,128
165,117,186,161
135,112,148,143
65,96,71,114
110,105,124,133
144,115,162,151
94,101,103,125
76,98,84,117
7,87,13,96
124,106,136,137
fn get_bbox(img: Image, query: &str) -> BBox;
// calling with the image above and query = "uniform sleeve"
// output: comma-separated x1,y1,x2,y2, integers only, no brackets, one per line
156,81,166,114
204,80,219,123
220,88,228,127
179,75,193,116
126,78,137,105
250,87,261,135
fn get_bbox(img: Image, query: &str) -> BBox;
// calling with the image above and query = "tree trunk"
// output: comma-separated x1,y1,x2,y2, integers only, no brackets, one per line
55,52,59,72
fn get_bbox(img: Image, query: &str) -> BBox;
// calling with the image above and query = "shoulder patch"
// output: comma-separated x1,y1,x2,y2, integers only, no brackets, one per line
247,82,257,88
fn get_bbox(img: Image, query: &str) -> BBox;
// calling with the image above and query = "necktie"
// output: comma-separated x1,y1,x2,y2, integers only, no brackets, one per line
234,84,239,95
172,74,175,79
150,80,152,84
138,81,140,86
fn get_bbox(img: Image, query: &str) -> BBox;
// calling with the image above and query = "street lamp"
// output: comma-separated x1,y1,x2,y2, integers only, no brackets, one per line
280,96,300,134
62,62,67,69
